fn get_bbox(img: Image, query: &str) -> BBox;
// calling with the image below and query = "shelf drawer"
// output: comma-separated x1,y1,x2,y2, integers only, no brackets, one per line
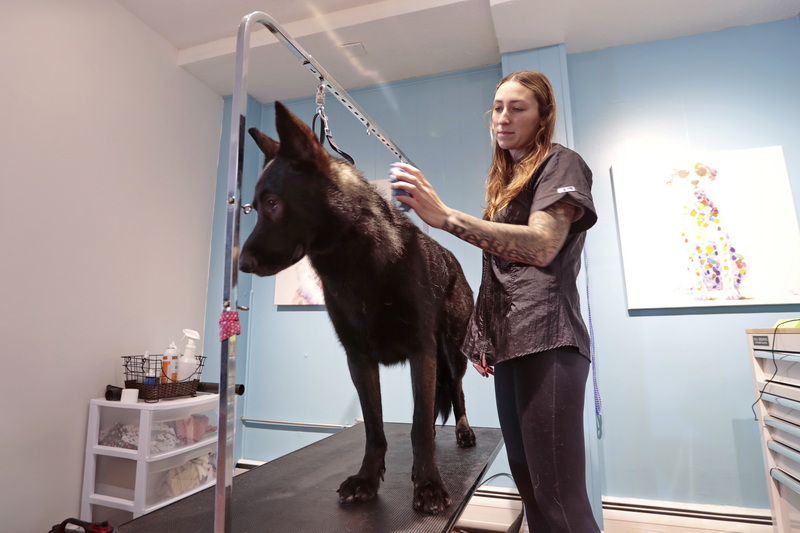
769,468,800,530
754,350,800,388
771,439,800,477
94,455,136,502
762,392,800,427
145,442,217,509
767,417,800,451
147,411,217,458
87,503,133,526
750,332,800,352
95,396,217,456
97,408,141,451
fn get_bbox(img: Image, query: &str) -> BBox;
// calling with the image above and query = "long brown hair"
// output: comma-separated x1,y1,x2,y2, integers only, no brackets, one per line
484,71,556,220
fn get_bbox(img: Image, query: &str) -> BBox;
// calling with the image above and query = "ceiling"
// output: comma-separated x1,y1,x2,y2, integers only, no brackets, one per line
117,0,799,103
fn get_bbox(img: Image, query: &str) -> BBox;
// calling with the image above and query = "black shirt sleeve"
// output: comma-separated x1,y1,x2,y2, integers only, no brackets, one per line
529,145,597,234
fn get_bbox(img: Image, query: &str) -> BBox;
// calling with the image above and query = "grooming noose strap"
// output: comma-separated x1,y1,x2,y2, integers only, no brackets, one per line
312,82,355,165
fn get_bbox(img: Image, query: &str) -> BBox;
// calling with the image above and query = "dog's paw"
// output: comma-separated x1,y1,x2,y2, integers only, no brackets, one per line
723,287,741,300
413,480,451,514
337,475,380,504
693,287,710,301
456,426,476,448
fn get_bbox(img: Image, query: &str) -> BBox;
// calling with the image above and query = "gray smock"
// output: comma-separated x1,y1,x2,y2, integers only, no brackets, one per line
461,143,597,366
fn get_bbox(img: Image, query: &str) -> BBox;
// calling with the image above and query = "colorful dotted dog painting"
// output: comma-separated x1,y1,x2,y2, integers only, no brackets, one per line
667,163,747,300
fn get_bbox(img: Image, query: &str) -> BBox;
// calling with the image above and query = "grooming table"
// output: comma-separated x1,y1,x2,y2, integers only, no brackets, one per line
117,422,503,533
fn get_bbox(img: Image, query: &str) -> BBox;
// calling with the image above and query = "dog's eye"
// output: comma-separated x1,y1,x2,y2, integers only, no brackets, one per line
257,193,283,222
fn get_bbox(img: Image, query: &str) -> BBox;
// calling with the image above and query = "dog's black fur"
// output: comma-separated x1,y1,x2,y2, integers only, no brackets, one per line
239,102,476,514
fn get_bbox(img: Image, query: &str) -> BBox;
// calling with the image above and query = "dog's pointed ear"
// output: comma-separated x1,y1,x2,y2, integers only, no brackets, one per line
274,101,329,169
248,127,279,165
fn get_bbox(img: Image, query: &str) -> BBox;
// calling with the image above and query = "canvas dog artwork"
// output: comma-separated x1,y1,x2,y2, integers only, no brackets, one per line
239,102,476,514
667,162,747,300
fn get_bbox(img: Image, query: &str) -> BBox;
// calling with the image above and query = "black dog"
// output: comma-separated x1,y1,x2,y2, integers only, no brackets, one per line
239,102,476,514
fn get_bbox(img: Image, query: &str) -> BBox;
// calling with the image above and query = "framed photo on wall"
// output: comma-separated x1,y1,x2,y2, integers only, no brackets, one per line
274,257,325,305
612,145,800,310
273,178,397,306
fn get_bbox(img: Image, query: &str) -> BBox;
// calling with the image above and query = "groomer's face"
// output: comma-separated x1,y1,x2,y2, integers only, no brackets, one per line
492,81,542,162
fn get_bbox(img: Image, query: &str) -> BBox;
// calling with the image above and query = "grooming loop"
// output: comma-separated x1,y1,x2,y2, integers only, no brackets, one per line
312,82,332,144
316,82,326,109
312,81,355,164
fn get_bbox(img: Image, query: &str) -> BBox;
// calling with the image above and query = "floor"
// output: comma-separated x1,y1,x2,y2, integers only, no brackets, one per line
237,467,773,533
453,490,773,533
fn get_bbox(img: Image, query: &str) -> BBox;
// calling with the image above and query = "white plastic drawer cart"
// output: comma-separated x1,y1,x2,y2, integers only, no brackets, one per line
748,328,800,532
81,394,218,523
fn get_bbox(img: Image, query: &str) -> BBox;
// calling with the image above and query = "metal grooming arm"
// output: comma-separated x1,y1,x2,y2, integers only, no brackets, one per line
217,11,415,533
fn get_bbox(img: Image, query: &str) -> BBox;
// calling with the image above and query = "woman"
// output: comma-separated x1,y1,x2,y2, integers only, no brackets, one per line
390,70,599,532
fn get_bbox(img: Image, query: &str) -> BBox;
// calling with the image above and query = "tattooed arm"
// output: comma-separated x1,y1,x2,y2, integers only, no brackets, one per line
443,203,575,267
390,162,576,267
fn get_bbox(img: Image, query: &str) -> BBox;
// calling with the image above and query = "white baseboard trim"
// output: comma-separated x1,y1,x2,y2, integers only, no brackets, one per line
455,490,773,533
603,497,771,532
235,459,267,469
456,486,523,532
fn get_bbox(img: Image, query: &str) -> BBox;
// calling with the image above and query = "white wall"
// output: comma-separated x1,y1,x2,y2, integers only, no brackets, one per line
0,1,223,531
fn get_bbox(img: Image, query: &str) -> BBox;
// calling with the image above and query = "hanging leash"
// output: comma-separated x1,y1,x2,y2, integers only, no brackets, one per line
312,82,356,165
583,246,603,439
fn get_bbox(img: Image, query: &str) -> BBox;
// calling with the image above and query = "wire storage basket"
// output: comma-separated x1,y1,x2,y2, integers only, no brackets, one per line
121,354,205,401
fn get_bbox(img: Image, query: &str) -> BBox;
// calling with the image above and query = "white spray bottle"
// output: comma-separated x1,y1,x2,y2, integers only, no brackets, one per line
163,343,179,383
177,328,201,381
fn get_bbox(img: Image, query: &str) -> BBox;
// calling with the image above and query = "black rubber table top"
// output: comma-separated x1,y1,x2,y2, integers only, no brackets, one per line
118,422,504,533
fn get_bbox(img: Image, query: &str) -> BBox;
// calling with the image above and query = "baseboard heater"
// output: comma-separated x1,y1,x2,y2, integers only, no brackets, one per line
602,499,772,527
240,416,355,434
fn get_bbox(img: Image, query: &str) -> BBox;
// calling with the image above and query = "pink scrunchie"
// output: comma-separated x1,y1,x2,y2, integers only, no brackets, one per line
219,311,241,341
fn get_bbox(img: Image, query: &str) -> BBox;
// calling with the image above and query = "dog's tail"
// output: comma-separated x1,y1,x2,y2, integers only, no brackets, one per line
435,332,460,425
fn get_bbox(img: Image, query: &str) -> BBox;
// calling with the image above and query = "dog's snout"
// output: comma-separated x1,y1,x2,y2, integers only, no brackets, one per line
239,253,257,274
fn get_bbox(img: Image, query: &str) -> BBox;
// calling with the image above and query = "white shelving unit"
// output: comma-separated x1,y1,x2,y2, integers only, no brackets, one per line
80,394,218,523
747,328,800,532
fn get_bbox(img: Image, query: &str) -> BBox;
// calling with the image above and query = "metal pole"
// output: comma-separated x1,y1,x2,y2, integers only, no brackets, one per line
214,11,255,533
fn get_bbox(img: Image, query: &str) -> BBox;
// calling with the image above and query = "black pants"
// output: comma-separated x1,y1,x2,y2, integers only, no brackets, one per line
494,347,600,533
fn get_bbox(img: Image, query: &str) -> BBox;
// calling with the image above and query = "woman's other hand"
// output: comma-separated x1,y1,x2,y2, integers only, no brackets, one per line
473,353,494,378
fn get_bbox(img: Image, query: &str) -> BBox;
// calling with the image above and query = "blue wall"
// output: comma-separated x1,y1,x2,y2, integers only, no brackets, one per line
205,15,800,510
569,16,800,507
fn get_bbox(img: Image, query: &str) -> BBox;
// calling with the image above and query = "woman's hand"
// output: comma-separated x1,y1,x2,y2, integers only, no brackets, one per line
473,353,494,378
389,163,450,229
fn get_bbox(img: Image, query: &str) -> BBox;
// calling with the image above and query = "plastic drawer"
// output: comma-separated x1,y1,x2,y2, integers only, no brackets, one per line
94,455,136,501
754,350,800,388
763,394,800,427
767,417,800,451
148,410,217,457
97,407,141,450
144,442,216,508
